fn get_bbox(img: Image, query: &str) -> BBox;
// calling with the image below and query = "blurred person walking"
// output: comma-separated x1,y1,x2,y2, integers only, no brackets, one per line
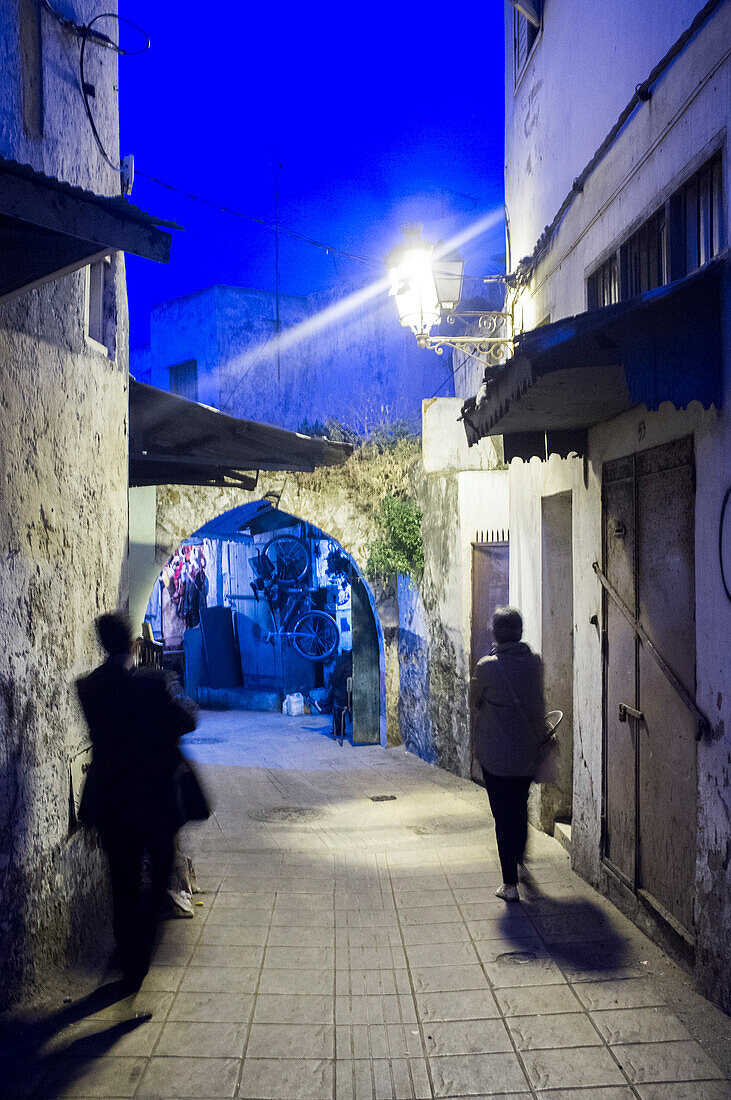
469,606,545,901
77,613,200,989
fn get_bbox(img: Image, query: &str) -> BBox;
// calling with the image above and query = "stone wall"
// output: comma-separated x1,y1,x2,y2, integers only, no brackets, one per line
400,399,509,776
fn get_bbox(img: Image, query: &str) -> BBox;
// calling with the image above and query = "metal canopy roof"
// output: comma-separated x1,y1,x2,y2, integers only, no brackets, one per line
461,256,726,454
0,155,179,302
129,379,353,488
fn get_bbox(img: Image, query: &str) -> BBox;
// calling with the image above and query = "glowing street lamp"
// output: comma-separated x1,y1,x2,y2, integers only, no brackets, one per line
387,224,512,366
387,226,441,344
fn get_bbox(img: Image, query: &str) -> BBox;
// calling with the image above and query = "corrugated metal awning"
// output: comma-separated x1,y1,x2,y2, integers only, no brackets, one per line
129,380,353,488
0,155,179,302
461,255,727,458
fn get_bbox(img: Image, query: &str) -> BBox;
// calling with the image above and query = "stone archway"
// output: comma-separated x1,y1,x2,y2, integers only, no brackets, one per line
129,472,402,743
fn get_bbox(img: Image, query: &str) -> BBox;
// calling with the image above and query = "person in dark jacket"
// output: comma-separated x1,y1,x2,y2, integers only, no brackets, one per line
76,613,197,989
469,606,545,902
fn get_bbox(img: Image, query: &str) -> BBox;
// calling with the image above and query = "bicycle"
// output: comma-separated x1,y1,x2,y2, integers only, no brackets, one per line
250,536,339,662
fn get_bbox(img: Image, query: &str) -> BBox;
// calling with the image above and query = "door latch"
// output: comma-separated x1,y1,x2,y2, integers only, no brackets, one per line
618,703,644,723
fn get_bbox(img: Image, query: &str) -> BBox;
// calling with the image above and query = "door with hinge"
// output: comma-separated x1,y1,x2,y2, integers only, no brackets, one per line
602,437,697,938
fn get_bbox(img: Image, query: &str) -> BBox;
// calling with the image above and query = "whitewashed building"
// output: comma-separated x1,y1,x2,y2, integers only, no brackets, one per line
455,0,730,1009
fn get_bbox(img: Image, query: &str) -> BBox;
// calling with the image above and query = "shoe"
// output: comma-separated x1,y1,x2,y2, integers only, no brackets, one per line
495,884,520,902
165,888,194,918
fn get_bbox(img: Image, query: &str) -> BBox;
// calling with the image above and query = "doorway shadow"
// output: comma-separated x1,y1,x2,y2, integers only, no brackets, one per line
499,888,633,975
0,980,153,1098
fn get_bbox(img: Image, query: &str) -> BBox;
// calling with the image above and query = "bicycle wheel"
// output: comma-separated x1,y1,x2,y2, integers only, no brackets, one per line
262,535,309,585
291,611,339,661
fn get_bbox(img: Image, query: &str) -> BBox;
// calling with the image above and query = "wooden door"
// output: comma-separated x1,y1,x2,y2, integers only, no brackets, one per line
602,438,697,938
636,439,697,933
470,542,509,782
351,576,381,744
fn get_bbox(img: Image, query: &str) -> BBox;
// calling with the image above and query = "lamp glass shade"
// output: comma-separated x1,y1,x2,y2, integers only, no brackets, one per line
388,243,440,337
433,253,464,312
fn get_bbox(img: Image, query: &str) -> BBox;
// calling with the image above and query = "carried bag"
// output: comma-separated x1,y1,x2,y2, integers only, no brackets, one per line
534,725,561,784
173,755,211,830
494,662,561,784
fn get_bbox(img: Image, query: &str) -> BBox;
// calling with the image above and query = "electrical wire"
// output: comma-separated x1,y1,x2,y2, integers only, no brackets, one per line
79,14,150,172
134,171,384,270
47,2,507,281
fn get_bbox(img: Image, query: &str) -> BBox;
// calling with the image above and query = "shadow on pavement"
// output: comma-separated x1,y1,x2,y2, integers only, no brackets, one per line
499,885,633,975
0,980,152,1098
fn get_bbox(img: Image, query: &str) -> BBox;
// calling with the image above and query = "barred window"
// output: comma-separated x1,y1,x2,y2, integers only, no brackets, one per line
587,150,724,308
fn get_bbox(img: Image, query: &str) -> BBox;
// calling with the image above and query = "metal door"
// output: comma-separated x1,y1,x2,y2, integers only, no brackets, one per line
351,576,381,744
470,541,509,783
602,437,697,938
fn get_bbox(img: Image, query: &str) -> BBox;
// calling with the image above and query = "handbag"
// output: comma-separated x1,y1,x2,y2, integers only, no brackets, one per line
494,662,560,784
534,729,560,784
173,755,211,829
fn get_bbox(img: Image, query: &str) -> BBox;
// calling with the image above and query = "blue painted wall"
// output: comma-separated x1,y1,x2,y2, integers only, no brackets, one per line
130,282,455,431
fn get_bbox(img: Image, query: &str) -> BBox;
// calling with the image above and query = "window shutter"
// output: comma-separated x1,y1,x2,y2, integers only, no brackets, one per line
509,0,541,28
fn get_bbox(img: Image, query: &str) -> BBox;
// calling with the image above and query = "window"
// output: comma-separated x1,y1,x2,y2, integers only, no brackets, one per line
169,360,198,402
588,254,619,310
621,209,666,300
671,151,724,278
85,258,112,352
587,150,724,308
19,0,43,138
513,2,541,81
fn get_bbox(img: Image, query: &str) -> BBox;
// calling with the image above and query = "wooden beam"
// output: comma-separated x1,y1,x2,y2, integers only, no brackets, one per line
0,170,172,262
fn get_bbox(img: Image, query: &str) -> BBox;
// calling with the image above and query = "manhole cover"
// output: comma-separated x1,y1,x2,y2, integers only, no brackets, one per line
250,806,324,823
183,736,223,744
495,951,537,963
410,818,483,835
370,795,397,802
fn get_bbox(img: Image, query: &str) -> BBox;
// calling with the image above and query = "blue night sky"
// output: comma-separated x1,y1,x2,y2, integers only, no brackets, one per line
119,0,506,349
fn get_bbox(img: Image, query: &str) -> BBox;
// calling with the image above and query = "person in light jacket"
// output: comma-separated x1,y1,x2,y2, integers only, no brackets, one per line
469,606,545,901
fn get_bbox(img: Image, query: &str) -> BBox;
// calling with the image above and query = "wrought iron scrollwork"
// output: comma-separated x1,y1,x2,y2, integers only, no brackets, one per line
423,311,514,367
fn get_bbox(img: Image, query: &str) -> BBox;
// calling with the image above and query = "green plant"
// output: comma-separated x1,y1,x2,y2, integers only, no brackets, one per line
366,494,424,580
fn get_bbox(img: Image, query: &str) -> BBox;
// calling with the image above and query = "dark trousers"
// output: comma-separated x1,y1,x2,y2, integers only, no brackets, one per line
103,828,175,984
482,769,532,886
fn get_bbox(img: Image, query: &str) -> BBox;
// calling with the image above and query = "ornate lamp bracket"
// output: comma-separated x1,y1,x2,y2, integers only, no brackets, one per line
416,311,513,367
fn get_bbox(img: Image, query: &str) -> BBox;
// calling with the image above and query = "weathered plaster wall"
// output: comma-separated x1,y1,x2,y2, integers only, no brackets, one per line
0,0,129,1007
407,399,509,773
502,0,730,1010
508,454,601,859
504,0,728,311
504,1,730,330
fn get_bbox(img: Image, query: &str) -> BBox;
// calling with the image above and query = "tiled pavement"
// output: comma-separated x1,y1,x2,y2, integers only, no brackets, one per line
4,711,730,1098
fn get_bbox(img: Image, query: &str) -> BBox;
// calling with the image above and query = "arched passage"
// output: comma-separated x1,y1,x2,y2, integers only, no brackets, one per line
141,501,386,745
